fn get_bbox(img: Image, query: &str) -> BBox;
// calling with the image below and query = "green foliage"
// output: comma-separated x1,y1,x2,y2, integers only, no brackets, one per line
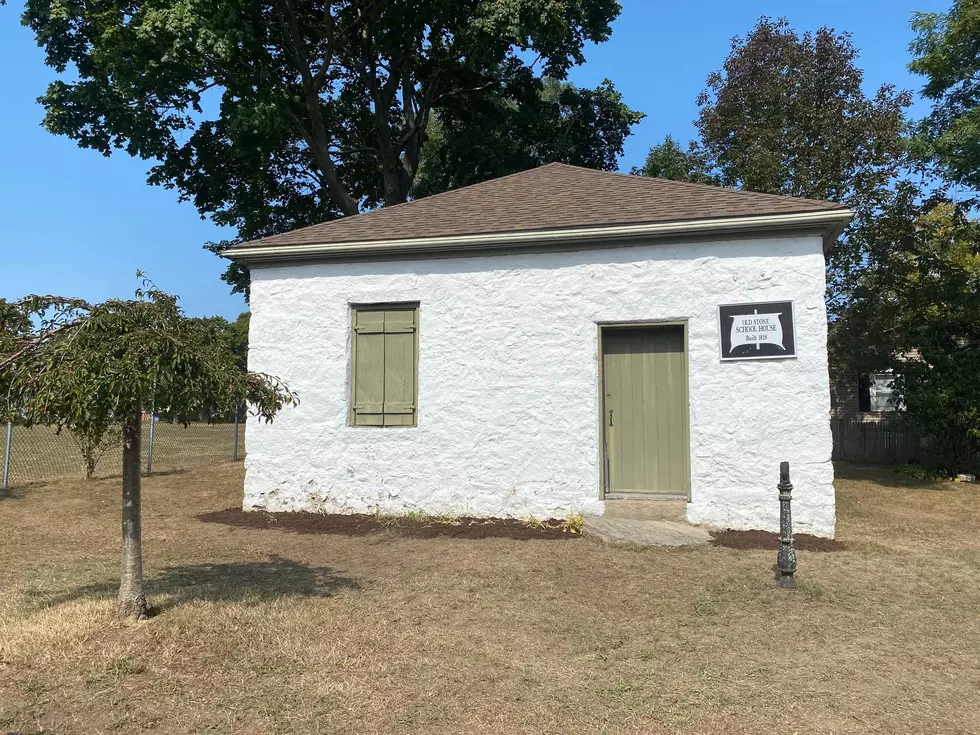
193,312,250,371
413,77,643,197
0,277,295,431
22,0,638,298
694,18,910,204
70,419,123,480
631,135,716,185
834,198,980,472
635,19,910,207
633,17,912,318
894,464,951,482
909,0,980,192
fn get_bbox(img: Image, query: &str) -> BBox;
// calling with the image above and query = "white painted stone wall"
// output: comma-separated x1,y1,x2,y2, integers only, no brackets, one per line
244,234,836,537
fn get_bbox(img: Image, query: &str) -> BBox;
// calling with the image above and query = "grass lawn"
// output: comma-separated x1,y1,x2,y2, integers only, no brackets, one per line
1,463,978,734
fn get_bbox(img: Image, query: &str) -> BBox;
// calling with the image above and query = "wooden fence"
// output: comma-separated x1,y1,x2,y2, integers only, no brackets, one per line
831,419,978,474
831,420,926,466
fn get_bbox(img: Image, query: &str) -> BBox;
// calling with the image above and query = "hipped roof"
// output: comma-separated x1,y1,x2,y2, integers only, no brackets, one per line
225,163,851,262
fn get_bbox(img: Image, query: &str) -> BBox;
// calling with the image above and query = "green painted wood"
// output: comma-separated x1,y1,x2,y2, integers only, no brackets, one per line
350,306,418,427
602,326,688,494
383,309,417,427
352,309,386,426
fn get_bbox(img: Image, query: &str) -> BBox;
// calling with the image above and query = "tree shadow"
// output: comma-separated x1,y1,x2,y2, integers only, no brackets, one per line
141,468,190,479
0,485,28,500
30,556,358,614
834,461,957,490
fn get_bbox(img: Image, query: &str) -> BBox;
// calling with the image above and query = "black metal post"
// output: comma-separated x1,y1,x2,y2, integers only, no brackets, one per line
776,461,797,589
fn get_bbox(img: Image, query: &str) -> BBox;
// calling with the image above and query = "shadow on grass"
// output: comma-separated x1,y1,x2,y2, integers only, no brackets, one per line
0,486,28,500
833,461,956,490
32,556,358,613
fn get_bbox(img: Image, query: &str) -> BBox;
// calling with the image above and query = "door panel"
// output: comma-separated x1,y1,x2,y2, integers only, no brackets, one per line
603,326,689,495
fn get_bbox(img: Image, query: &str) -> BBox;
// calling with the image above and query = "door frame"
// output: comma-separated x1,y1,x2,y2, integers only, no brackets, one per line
596,320,692,500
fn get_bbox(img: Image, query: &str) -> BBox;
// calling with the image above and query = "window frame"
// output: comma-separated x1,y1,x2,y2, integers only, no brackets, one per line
348,302,420,428
868,372,899,412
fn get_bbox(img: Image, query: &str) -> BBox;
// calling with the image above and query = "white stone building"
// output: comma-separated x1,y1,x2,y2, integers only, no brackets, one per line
225,164,852,538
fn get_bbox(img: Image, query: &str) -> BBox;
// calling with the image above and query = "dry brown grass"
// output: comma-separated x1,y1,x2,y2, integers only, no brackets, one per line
5,422,241,484
1,462,978,734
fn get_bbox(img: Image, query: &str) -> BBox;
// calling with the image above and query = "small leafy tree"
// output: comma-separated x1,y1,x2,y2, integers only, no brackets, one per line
0,278,296,619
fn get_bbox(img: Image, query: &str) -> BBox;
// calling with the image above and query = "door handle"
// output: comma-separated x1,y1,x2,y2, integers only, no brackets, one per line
608,409,614,427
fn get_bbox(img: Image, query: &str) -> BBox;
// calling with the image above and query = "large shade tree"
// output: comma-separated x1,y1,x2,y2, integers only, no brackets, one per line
0,279,296,619
693,19,910,206
22,0,642,297
633,15,980,470
909,0,980,192
832,193,980,472
635,18,911,294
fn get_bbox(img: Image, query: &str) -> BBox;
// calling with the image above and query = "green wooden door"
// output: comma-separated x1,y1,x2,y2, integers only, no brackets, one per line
602,325,689,495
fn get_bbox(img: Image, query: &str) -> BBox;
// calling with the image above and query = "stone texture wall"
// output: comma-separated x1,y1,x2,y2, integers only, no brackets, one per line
244,234,836,537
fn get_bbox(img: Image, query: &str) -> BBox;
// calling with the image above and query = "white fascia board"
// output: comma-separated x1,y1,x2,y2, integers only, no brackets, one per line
223,209,854,263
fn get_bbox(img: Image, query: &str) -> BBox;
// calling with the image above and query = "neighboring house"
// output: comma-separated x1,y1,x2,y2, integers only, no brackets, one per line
830,369,900,422
224,164,852,538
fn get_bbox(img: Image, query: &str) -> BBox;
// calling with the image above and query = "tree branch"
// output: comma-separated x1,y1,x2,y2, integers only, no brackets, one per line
273,0,358,215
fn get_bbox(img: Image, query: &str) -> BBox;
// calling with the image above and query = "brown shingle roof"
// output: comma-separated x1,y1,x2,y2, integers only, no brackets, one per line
230,163,847,251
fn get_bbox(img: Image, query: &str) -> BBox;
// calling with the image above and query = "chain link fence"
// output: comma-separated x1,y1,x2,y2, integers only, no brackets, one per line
1,416,244,488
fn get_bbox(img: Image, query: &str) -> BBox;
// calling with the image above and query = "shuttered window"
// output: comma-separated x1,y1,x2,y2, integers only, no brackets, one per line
350,305,418,427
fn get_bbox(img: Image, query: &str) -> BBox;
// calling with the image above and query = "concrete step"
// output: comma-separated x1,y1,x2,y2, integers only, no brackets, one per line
602,499,687,522
584,517,710,547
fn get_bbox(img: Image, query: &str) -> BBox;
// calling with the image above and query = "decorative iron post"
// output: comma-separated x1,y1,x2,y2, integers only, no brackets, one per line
776,461,797,589
2,421,12,490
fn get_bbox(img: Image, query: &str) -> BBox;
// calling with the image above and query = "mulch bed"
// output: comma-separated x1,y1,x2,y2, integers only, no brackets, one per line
198,508,580,541
710,529,845,552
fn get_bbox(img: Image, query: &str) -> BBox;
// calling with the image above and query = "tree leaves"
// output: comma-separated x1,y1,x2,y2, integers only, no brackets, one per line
0,277,295,431
23,0,637,298
833,195,980,471
909,0,980,193
631,135,716,185
694,18,911,205
633,17,913,328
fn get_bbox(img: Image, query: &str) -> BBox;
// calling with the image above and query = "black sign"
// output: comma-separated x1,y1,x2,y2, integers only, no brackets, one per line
718,301,796,360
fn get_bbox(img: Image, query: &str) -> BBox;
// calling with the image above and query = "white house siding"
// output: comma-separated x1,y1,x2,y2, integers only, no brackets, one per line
244,234,836,538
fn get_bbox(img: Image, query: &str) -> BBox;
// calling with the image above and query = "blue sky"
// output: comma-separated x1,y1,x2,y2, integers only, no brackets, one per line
0,0,948,319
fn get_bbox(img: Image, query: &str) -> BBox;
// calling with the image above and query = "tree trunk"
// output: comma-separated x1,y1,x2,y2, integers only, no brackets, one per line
118,416,149,620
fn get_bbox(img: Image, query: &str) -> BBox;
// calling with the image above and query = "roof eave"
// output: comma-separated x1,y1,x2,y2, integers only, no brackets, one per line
223,209,854,264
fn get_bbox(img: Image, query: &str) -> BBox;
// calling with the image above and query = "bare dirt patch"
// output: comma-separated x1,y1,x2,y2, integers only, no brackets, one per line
198,507,580,540
710,529,846,552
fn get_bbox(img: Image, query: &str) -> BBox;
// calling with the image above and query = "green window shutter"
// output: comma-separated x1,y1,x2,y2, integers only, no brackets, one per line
351,306,418,427
352,309,386,426
382,309,417,426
